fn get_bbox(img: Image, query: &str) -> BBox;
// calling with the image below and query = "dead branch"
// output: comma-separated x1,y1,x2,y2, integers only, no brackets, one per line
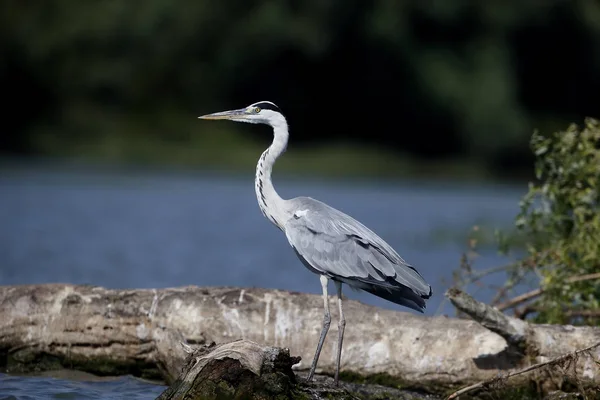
445,288,530,352
497,288,543,312
496,272,600,311
446,341,600,399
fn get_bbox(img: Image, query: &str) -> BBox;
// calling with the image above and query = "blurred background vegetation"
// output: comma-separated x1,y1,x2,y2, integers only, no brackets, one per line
2,0,599,180
1,0,600,333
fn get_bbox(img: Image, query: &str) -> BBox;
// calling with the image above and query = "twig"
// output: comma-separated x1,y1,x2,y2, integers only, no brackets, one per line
435,257,515,317
437,263,517,317
489,267,527,306
496,272,600,311
447,341,600,399
459,263,516,288
566,310,600,318
489,253,548,306
496,288,542,311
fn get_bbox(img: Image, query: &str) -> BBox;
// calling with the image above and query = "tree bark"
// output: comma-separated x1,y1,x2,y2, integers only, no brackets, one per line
156,339,430,400
1,284,599,397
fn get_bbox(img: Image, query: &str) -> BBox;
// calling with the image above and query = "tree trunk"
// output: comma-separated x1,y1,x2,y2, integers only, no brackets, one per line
1,284,599,398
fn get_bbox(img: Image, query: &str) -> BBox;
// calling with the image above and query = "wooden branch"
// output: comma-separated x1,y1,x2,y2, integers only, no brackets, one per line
489,265,528,306
447,341,600,399
496,288,542,311
496,272,600,311
1,284,600,396
445,288,530,352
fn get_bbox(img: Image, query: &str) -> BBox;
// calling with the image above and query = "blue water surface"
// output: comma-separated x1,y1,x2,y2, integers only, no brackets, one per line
0,373,165,399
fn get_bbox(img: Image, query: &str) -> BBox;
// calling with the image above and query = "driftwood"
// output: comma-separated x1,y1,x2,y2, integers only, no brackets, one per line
156,339,429,400
1,284,599,398
157,340,303,400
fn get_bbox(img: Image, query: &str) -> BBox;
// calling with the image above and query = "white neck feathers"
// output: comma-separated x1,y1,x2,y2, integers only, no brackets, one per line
254,115,289,229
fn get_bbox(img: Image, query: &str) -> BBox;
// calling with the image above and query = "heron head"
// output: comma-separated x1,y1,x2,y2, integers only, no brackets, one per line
199,101,284,126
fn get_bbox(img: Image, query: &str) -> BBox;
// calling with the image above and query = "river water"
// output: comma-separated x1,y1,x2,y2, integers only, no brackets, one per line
0,164,525,399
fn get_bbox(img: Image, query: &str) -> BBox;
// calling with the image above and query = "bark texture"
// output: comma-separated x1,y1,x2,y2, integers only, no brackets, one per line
1,284,599,396
156,339,429,400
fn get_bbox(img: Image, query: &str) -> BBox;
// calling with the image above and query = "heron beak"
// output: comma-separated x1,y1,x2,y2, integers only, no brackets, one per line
198,108,247,120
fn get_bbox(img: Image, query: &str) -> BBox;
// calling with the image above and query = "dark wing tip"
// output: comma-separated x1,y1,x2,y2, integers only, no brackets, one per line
337,275,429,313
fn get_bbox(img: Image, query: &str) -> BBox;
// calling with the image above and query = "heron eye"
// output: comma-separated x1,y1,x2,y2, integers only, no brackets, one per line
254,107,261,113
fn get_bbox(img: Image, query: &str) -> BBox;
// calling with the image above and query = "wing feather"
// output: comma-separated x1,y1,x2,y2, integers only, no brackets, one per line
284,197,432,311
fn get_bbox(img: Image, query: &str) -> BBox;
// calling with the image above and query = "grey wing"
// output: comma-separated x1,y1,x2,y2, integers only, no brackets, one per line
284,197,432,312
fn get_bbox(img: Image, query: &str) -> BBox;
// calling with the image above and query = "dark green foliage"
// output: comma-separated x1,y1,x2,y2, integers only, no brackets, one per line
515,118,600,325
452,118,599,328
2,1,600,177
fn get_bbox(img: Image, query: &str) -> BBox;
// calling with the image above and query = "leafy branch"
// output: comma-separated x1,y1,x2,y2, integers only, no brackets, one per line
452,118,600,326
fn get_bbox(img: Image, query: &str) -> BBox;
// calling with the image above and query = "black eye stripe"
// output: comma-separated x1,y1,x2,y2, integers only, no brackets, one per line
250,102,281,113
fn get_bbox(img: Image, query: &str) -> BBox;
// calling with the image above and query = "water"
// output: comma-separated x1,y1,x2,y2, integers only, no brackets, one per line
0,373,165,399
0,164,525,398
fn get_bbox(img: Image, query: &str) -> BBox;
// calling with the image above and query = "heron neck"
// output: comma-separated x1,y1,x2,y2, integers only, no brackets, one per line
255,119,288,230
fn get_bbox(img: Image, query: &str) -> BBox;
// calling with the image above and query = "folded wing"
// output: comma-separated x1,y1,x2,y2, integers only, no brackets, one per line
284,197,432,312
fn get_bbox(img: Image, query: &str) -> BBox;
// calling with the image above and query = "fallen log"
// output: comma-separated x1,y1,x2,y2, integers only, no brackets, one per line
1,284,599,397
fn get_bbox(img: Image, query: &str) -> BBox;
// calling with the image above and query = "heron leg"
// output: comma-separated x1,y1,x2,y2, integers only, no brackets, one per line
334,281,345,386
307,275,331,382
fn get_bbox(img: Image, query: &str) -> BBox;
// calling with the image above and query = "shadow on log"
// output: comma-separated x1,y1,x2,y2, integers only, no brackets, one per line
1,284,599,398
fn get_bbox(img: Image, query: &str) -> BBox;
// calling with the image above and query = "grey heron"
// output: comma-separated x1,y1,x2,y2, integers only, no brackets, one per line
199,101,432,385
